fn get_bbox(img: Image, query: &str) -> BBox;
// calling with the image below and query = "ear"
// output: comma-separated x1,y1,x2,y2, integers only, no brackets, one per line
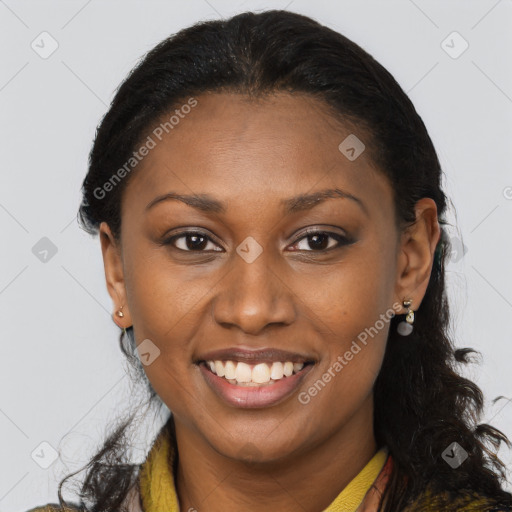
99,221,132,329
394,198,441,314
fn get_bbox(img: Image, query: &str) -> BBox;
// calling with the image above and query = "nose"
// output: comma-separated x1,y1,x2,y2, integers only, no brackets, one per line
211,248,297,335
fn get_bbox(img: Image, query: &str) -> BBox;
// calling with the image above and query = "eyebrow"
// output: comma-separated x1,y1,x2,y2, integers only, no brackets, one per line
145,187,368,216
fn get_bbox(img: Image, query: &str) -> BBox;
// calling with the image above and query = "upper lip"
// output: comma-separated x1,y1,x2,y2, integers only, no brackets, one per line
196,347,315,365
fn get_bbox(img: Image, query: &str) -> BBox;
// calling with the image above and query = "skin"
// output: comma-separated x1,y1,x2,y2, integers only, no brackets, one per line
100,91,440,511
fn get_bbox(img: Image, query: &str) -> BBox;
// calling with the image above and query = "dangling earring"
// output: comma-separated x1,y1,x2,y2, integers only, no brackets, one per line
397,298,414,336
116,305,124,318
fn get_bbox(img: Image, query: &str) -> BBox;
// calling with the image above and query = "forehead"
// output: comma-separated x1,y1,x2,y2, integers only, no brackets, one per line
122,91,393,222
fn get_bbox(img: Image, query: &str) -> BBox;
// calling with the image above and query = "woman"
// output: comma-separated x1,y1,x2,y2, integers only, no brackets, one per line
28,9,512,512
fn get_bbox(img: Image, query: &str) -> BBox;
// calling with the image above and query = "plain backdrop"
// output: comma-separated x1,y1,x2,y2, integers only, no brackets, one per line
1,1,511,510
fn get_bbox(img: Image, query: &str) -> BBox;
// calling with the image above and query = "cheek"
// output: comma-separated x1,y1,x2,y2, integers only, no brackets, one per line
123,252,210,404
124,246,205,336
298,297,390,436
295,245,396,340
294,244,394,398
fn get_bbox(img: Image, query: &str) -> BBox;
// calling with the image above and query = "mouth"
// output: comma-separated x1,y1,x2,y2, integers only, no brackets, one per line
200,359,313,386
195,348,316,408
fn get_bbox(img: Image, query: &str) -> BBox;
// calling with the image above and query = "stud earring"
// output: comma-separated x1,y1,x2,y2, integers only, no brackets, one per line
397,298,414,336
116,305,124,318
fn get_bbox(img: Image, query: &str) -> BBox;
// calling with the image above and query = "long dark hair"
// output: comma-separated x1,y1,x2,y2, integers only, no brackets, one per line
56,9,512,511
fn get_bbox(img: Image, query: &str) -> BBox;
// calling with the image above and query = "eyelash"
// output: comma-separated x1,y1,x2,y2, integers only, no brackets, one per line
161,228,352,253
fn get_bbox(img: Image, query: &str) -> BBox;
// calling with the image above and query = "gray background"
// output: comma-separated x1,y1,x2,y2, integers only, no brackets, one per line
1,0,511,510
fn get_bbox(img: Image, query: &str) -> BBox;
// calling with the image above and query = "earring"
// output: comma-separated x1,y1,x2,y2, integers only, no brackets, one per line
116,305,124,318
397,298,414,336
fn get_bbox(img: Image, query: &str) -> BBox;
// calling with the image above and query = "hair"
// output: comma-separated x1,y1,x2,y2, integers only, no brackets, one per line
56,9,512,512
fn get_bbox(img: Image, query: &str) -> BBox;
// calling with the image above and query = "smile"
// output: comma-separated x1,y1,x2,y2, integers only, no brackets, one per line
206,359,306,385
198,359,314,408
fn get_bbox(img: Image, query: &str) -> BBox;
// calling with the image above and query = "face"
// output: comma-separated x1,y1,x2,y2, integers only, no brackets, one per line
100,91,438,463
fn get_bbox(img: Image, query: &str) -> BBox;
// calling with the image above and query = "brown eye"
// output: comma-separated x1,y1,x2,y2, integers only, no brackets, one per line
163,231,222,252
290,230,351,252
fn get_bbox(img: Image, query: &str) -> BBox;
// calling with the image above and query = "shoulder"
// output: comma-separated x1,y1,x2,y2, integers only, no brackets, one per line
24,482,142,512
404,487,512,511
25,504,83,512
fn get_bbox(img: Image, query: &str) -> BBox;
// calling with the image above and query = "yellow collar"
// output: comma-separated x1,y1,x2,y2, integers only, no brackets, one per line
139,426,389,512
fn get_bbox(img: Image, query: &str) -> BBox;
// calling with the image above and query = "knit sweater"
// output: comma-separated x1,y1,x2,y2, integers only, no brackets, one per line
26,425,512,512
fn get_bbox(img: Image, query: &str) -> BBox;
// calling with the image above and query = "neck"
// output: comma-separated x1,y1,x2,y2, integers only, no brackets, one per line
174,394,378,512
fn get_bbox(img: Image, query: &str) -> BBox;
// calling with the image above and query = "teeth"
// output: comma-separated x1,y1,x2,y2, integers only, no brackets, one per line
270,361,284,380
252,363,271,383
235,362,252,383
283,362,294,377
205,360,306,385
224,360,236,380
214,360,225,377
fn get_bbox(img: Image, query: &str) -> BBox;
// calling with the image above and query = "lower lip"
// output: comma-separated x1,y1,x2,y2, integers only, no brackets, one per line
198,363,314,409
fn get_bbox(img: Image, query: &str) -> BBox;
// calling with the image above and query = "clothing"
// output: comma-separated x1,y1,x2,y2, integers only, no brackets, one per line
138,425,390,512
26,424,511,512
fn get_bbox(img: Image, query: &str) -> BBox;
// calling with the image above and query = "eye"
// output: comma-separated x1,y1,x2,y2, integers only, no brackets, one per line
289,229,351,252
161,228,352,253
163,230,222,252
